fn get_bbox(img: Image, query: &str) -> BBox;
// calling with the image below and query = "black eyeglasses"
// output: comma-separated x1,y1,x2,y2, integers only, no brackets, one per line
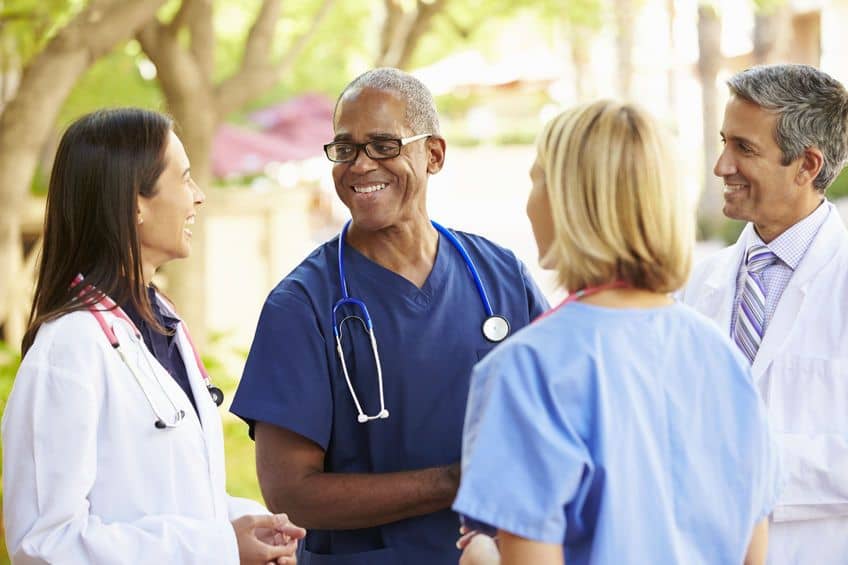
324,133,431,163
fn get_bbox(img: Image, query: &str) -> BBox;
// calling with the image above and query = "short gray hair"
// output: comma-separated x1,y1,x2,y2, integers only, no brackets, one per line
727,64,848,191
334,67,440,136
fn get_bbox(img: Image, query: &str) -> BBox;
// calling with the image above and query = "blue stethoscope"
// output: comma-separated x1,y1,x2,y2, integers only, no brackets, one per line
331,220,510,424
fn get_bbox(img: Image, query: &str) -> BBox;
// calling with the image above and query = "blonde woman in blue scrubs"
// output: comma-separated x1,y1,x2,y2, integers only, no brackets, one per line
452,101,782,564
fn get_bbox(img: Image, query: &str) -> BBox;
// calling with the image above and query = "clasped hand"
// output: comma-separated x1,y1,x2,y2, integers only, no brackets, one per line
232,512,306,565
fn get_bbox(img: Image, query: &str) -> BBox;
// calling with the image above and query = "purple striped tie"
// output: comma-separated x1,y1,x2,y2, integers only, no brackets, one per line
733,244,777,363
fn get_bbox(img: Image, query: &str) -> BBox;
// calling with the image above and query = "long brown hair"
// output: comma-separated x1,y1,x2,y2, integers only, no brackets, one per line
22,108,173,354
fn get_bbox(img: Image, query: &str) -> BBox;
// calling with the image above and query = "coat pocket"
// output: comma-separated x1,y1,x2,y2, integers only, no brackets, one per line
772,432,848,521
769,356,848,433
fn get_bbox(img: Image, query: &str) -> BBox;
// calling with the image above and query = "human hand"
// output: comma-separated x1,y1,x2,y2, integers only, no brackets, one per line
232,513,305,565
256,513,306,565
458,526,499,565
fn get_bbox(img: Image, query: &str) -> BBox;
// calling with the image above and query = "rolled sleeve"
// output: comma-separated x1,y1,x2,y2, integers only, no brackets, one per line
230,289,332,449
453,345,592,544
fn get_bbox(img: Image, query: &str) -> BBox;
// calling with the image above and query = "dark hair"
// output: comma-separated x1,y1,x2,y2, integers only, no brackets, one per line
22,108,173,354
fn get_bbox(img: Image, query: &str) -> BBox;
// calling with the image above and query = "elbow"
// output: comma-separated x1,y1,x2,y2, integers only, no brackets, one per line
259,479,316,528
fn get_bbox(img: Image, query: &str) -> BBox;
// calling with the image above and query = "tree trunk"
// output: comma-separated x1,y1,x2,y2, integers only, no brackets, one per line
753,6,789,65
789,11,821,67
138,0,334,346
0,0,167,348
696,3,723,239
375,0,447,69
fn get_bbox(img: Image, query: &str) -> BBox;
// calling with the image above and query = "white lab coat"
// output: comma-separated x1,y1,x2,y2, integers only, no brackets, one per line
2,298,267,564
681,201,848,564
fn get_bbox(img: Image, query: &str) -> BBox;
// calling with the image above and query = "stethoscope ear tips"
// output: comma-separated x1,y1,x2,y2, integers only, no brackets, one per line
155,419,167,429
357,414,369,423
379,409,389,419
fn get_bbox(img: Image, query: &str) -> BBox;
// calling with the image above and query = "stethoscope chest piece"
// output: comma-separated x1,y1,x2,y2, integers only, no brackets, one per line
482,315,510,343
208,385,225,407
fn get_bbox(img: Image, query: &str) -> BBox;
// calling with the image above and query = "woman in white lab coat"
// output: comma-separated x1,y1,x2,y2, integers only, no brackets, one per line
2,108,304,564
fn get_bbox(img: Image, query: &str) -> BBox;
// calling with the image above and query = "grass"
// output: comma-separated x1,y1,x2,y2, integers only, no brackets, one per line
222,416,263,502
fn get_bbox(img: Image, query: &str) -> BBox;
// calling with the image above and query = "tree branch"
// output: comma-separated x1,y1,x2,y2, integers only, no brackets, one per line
395,0,447,69
216,0,335,117
376,0,447,69
166,0,193,33
241,0,283,72
187,0,215,81
379,0,404,61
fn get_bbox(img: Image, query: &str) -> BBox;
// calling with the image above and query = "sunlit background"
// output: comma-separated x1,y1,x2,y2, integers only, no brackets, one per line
1,1,847,560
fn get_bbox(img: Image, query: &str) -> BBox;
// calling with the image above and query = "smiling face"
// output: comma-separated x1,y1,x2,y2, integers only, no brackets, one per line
137,130,205,270
716,95,821,242
331,87,444,233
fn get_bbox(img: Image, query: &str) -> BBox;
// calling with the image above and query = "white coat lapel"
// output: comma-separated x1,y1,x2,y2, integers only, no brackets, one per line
695,225,753,335
752,205,845,380
156,295,229,518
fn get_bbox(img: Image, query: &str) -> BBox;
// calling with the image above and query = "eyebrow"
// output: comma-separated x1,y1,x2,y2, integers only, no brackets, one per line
333,132,398,142
720,132,759,148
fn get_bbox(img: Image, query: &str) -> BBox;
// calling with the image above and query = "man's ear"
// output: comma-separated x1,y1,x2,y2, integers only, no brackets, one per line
795,146,824,188
426,136,446,175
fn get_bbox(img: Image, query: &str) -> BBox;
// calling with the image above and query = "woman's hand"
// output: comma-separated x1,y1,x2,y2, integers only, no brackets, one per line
232,513,306,565
458,527,500,565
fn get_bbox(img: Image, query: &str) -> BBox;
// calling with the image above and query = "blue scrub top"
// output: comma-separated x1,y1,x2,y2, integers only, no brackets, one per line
231,228,549,565
453,302,783,564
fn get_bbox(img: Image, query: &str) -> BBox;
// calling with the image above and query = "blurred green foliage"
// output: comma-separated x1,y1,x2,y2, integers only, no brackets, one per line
201,333,262,502
829,167,848,201
0,0,85,65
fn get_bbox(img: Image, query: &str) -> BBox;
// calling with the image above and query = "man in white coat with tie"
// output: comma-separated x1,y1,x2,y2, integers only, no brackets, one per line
681,64,848,564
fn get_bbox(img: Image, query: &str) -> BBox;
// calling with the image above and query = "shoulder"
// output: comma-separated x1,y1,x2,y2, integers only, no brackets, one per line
680,242,740,303
18,310,113,385
28,310,109,356
445,228,534,285
473,307,585,385
265,238,339,308
690,243,738,279
449,229,521,264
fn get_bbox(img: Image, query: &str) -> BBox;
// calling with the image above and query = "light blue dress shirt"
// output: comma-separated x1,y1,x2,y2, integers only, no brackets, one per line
731,201,829,336
454,302,782,564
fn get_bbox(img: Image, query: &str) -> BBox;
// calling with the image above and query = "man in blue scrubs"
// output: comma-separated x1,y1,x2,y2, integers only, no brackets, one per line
231,68,549,565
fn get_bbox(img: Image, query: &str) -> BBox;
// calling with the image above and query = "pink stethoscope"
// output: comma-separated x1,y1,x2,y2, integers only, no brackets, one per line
535,280,630,323
72,274,223,430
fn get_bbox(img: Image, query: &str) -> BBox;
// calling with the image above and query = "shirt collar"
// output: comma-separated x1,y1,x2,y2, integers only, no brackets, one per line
122,286,181,334
750,200,830,271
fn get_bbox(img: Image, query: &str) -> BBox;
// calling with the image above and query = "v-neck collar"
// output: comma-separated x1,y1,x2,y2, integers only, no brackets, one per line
341,232,450,309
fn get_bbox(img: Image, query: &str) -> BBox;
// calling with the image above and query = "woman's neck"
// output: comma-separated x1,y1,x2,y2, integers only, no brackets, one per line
580,287,673,308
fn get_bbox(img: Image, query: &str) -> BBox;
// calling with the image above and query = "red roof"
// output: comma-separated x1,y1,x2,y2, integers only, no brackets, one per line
211,93,335,179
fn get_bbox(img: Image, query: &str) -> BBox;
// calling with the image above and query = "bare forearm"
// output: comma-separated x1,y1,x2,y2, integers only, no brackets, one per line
263,464,460,530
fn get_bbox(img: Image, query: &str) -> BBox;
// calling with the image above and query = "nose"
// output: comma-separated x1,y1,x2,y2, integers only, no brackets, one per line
348,145,378,174
192,180,206,205
713,145,736,178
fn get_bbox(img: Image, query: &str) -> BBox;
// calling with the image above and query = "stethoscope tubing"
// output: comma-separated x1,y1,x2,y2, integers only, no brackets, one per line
332,220,507,424
430,221,495,318
71,275,223,429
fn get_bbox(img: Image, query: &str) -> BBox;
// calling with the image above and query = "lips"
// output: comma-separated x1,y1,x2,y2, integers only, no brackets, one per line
184,215,195,237
724,184,747,192
352,182,387,194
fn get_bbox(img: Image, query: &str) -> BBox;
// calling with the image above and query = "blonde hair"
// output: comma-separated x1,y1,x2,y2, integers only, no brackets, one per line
536,100,693,293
